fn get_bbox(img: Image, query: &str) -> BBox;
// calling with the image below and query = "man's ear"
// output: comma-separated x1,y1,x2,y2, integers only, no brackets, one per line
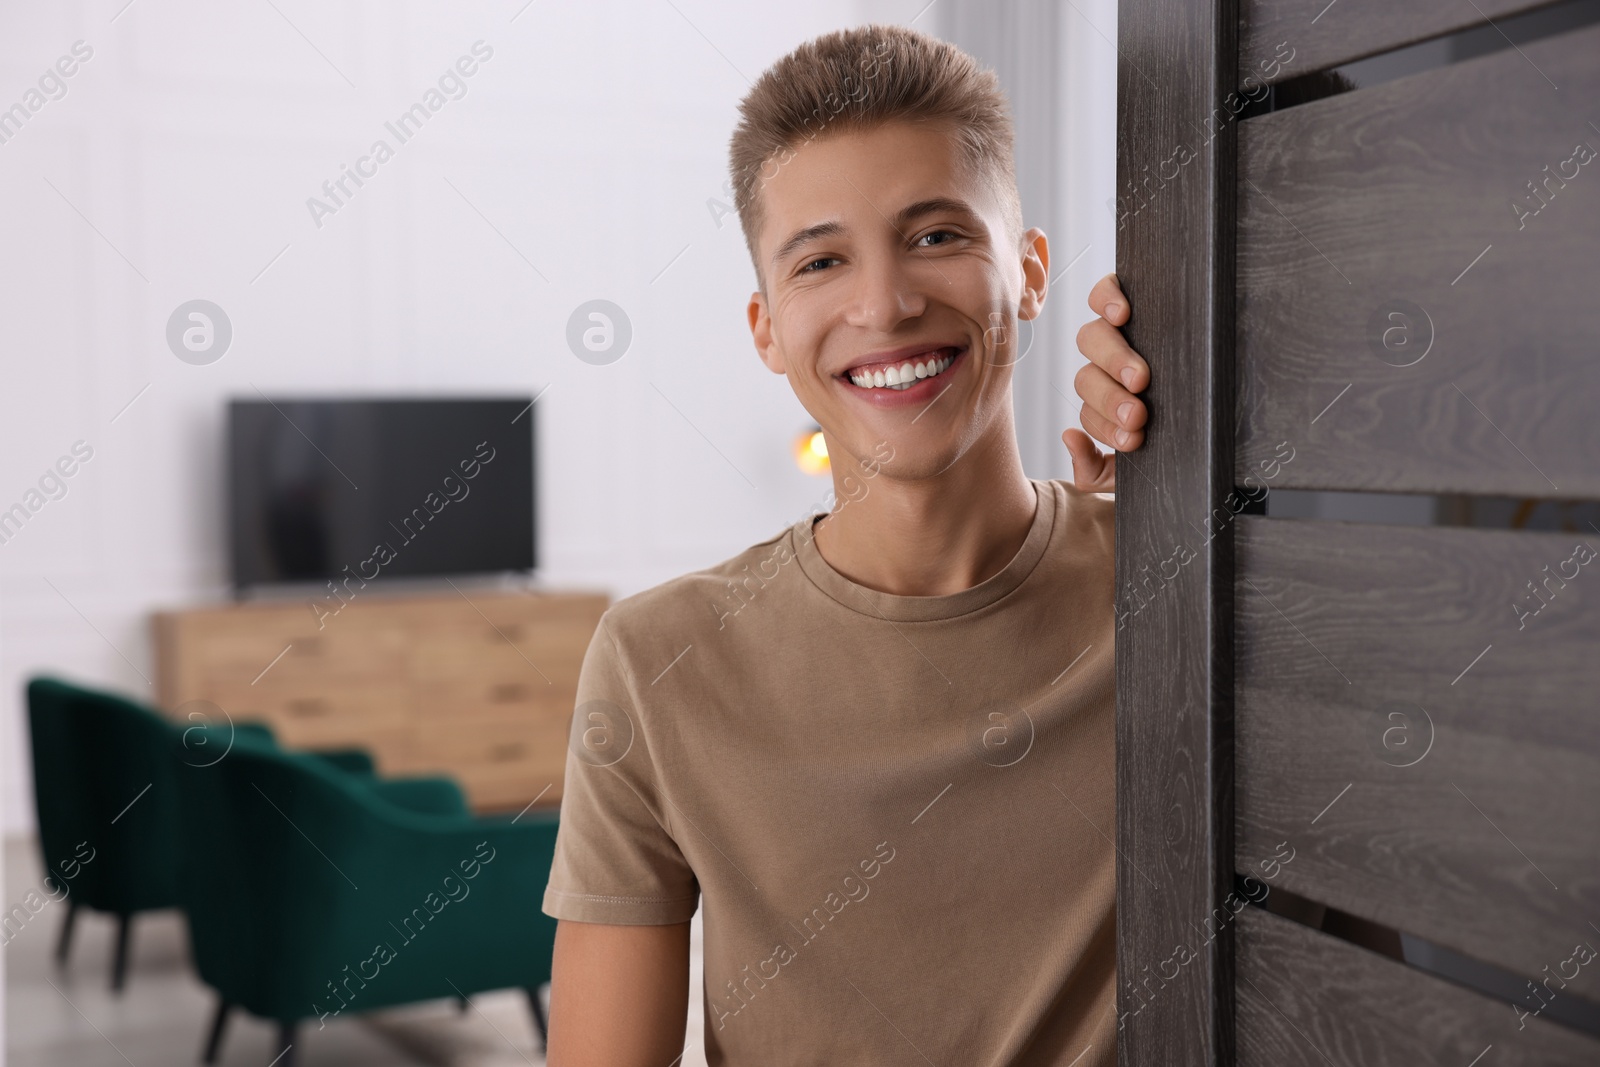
1017,226,1049,322
748,289,786,374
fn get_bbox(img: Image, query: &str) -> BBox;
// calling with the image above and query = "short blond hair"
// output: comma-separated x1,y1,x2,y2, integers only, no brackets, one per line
728,24,1022,289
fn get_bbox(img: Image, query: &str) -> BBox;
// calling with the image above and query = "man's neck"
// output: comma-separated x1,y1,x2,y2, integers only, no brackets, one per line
811,433,1039,598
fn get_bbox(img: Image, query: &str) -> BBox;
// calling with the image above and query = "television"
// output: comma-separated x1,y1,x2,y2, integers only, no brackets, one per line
228,397,535,591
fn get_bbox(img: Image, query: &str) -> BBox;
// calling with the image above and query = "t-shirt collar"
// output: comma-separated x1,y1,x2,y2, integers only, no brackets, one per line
790,478,1058,623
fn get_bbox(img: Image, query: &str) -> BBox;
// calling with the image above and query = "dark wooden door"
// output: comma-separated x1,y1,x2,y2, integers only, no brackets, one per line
1114,2,1600,1064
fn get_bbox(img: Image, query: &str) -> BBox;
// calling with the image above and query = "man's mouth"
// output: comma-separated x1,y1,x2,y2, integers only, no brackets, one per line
843,346,964,391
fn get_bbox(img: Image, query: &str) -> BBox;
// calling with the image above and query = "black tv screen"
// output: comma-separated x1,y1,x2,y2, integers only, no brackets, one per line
229,397,535,590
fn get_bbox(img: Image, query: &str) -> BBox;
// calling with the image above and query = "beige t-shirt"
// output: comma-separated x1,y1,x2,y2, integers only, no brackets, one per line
543,478,1117,1066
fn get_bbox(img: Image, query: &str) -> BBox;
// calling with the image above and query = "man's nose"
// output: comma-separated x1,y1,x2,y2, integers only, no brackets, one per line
843,252,929,332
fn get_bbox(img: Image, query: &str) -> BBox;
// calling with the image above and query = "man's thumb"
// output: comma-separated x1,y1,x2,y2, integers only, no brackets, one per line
1062,428,1114,492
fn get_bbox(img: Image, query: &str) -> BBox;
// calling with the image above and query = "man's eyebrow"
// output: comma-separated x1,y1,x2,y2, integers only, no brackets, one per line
892,196,982,230
770,197,984,267
771,220,844,267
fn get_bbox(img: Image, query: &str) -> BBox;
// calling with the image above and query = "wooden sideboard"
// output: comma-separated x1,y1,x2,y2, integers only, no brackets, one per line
152,588,609,812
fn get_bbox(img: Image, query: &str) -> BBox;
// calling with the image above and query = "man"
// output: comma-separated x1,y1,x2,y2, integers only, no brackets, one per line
543,23,1148,1066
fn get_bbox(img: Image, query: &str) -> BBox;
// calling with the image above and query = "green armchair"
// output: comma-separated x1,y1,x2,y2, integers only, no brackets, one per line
24,675,378,990
173,727,559,1067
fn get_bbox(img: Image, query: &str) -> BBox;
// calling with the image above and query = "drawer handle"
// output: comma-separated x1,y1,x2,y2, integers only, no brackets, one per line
287,698,329,717
491,683,529,703
489,741,525,761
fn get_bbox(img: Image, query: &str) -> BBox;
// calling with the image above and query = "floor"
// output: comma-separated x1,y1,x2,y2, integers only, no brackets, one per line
4,837,710,1066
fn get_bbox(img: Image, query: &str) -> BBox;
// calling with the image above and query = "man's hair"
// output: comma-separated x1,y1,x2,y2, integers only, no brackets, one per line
728,24,1022,290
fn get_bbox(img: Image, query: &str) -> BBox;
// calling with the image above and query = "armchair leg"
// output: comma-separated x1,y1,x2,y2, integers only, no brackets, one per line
274,1023,297,1067
110,914,133,993
201,999,232,1064
525,986,549,1052
54,900,80,965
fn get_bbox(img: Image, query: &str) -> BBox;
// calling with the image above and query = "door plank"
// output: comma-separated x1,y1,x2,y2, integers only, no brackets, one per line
1240,0,1561,85
1235,24,1600,497
1237,906,1600,1066
1235,516,1600,992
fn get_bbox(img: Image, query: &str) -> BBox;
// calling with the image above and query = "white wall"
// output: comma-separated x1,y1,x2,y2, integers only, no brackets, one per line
0,0,1118,835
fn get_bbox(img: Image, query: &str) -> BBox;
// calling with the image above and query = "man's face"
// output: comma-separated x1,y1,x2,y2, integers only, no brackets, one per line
747,120,1047,482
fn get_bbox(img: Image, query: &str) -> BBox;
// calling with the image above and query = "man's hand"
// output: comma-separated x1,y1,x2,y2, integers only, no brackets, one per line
1065,273,1149,492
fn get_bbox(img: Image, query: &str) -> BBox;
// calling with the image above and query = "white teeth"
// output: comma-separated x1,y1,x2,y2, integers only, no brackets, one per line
848,350,958,391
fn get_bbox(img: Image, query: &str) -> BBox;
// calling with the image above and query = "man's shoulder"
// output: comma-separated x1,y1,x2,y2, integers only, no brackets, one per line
1045,477,1114,508
1042,478,1114,540
595,519,803,662
1031,479,1115,597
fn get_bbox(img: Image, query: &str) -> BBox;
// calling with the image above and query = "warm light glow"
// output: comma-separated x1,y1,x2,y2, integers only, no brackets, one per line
793,426,830,476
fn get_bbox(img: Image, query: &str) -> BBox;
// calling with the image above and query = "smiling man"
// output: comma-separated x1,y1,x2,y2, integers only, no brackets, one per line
542,24,1148,1066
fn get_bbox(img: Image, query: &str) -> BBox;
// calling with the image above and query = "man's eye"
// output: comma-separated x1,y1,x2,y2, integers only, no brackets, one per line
917,230,958,248
799,257,838,274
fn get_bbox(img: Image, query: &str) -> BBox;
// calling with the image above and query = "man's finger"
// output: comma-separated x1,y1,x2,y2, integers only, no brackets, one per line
1075,317,1149,394
1087,272,1127,326
1080,402,1144,452
1074,361,1147,435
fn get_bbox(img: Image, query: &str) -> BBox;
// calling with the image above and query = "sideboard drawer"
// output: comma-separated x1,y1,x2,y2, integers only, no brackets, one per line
153,589,608,812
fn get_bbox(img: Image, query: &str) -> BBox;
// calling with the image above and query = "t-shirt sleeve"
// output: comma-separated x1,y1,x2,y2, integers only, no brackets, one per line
541,609,700,925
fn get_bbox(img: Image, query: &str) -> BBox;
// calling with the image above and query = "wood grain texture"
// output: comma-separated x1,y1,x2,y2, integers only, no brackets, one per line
1235,23,1600,497
1116,0,1238,1064
1240,0,1561,84
1237,906,1600,1066
1234,516,1600,996
152,589,609,811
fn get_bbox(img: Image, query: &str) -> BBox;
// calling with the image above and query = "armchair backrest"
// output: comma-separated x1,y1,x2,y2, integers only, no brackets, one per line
25,676,183,914
173,728,563,1024
173,730,382,1015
